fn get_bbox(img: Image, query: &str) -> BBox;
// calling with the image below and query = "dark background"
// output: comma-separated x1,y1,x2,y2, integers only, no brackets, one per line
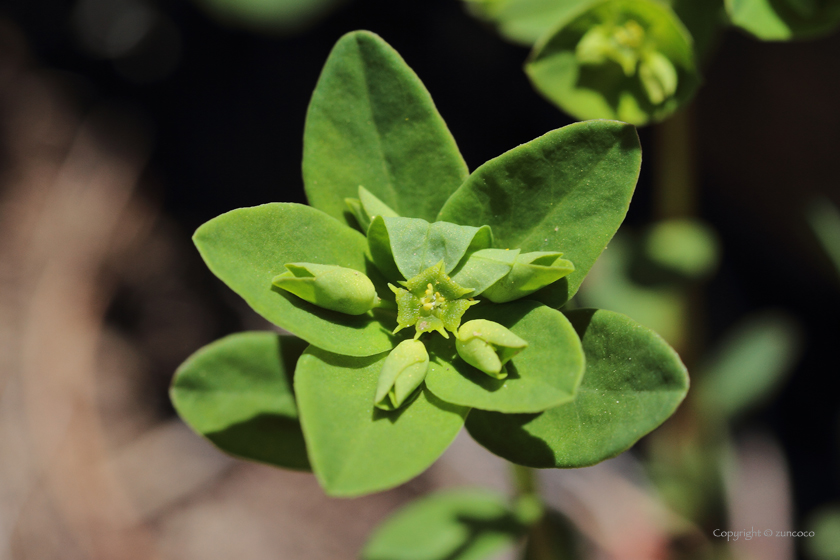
2,0,839,547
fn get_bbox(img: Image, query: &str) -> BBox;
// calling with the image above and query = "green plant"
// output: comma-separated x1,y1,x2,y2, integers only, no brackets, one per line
467,0,840,125
170,29,688,555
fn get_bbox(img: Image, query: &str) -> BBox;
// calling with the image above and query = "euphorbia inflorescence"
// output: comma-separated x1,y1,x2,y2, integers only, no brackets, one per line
272,186,576,410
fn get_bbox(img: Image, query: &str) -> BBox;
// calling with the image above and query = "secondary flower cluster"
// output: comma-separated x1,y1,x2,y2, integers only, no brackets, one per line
272,187,574,411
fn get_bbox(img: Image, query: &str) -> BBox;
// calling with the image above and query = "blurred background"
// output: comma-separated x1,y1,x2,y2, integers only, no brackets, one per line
0,0,838,558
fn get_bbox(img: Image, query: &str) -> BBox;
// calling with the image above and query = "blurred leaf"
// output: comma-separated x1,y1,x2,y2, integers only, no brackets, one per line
193,0,344,33
696,312,801,418
295,347,468,497
303,31,468,228
438,120,641,308
466,308,688,467
362,488,525,560
579,232,686,347
425,301,585,413
666,0,725,59
725,0,840,40
171,332,311,470
194,203,395,357
465,0,598,45
805,506,840,560
807,197,840,280
523,509,583,560
642,218,720,280
526,0,699,125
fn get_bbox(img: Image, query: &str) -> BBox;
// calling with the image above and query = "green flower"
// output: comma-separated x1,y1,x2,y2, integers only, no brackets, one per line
389,261,478,339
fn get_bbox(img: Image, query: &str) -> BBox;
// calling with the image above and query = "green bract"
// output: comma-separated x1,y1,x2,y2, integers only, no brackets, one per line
525,0,699,125
172,29,688,497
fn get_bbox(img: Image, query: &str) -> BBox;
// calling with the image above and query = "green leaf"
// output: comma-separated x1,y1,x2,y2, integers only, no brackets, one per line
194,203,395,357
642,218,720,280
450,248,519,297
295,347,469,497
369,216,493,280
695,313,801,418
303,30,468,227
192,0,343,34
525,0,699,125
465,0,598,45
725,0,840,40
466,308,688,467
171,332,310,471
425,301,585,413
438,120,641,307
362,488,524,560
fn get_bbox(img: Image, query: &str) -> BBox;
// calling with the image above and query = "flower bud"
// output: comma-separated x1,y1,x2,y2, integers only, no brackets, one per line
272,263,378,315
455,319,528,379
482,252,574,303
375,340,429,410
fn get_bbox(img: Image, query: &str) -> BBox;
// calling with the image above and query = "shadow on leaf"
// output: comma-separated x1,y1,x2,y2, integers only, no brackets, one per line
206,413,311,471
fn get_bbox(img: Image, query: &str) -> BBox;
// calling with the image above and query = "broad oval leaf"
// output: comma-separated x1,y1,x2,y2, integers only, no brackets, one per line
369,216,493,280
295,346,469,497
466,308,688,467
726,0,840,40
171,332,310,470
303,30,469,226
362,488,525,560
437,120,641,307
194,203,395,357
425,301,585,413
525,0,699,125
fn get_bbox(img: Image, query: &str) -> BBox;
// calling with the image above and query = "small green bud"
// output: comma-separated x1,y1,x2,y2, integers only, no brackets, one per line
638,51,677,105
375,339,429,410
482,251,574,303
272,263,378,315
456,319,527,379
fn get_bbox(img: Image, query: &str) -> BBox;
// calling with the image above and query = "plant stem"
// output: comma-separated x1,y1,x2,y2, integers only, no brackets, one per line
511,463,555,560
